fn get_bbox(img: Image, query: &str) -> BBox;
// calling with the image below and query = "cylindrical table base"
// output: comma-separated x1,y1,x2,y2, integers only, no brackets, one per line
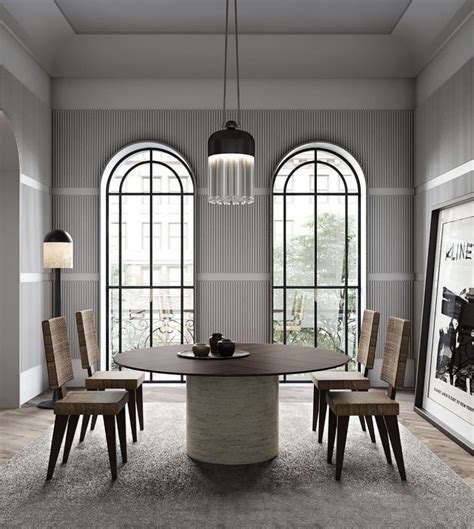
186,375,279,465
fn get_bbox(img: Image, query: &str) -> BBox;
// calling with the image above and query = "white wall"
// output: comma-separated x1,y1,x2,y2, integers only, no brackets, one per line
52,77,414,110
0,24,52,407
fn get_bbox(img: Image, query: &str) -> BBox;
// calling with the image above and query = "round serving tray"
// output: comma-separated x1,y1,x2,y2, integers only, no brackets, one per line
177,350,250,360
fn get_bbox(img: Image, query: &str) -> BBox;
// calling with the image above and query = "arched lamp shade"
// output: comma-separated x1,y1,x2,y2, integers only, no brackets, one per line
208,120,255,205
43,229,73,269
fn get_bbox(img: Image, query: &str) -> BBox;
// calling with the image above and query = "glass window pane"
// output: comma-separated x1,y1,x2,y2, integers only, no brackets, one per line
108,151,150,193
285,163,315,193
108,196,119,286
273,149,314,192
273,196,283,286
348,196,359,286
183,196,194,286
152,289,183,345
316,288,345,353
121,288,151,353
122,195,149,286
285,288,314,346
317,195,346,287
286,196,315,286
317,150,358,192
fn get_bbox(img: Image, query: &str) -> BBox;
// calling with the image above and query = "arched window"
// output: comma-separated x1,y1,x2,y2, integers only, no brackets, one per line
272,142,366,379
101,142,195,381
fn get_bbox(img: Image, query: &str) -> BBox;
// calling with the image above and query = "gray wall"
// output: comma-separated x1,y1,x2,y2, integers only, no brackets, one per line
414,58,474,359
53,108,414,383
0,66,52,404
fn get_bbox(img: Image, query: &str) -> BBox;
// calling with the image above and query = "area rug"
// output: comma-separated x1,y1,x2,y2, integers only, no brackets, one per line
0,402,472,528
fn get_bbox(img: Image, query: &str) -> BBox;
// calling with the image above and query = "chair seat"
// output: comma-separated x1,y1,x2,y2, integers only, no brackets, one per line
326,391,399,416
54,390,128,416
85,370,145,390
311,370,370,390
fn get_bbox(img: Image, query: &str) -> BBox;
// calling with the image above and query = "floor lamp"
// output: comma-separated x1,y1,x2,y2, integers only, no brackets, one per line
37,229,73,410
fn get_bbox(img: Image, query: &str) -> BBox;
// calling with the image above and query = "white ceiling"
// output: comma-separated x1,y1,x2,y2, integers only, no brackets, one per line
54,0,412,35
0,0,470,78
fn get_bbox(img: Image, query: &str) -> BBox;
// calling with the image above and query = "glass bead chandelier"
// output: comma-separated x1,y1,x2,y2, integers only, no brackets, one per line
208,0,255,205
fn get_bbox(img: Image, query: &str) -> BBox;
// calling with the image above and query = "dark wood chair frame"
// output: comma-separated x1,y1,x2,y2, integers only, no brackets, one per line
76,309,144,444
326,317,410,481
312,310,380,443
42,317,128,480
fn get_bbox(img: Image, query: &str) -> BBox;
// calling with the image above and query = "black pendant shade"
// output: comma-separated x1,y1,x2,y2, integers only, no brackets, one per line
208,120,255,157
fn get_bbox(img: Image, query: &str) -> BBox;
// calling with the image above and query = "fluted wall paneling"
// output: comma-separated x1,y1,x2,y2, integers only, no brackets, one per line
53,195,99,274
196,280,271,343
53,108,414,361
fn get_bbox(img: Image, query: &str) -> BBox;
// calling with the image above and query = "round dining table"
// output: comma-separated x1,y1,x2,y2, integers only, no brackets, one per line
115,343,348,465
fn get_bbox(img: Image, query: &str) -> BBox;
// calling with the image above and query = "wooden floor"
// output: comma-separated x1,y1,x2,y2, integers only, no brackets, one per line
1,386,472,488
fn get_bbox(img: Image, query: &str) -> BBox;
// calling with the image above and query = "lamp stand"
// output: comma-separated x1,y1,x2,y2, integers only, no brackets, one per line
37,268,62,410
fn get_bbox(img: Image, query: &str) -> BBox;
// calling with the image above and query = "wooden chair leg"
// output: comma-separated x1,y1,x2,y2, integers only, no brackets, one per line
335,416,349,481
90,415,98,431
327,409,337,464
374,416,392,465
136,384,144,431
117,408,127,464
79,415,90,442
46,415,68,480
62,415,79,464
127,389,138,442
358,416,366,432
318,389,327,443
312,385,319,432
384,416,406,481
365,415,376,443
103,415,117,480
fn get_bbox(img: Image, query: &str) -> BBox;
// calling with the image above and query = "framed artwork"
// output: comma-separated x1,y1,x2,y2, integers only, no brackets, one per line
415,199,474,454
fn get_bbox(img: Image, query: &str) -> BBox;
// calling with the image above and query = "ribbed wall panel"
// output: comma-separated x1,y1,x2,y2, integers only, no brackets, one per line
196,280,271,343
368,280,413,359
415,59,473,186
20,281,52,370
414,60,473,368
198,194,270,273
53,109,413,189
53,195,99,274
62,280,99,359
368,195,413,274
53,107,414,363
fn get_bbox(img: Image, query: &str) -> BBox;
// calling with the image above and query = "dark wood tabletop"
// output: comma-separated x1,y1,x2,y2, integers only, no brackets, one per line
114,343,348,377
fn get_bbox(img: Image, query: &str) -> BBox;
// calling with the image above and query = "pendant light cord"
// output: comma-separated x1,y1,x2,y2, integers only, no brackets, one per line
222,0,241,127
234,0,241,126
222,0,229,126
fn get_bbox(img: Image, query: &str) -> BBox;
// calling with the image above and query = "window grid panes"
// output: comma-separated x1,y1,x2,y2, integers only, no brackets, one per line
105,147,195,382
273,146,362,382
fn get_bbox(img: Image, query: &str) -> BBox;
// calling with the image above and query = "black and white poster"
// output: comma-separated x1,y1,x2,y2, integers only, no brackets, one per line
419,201,474,452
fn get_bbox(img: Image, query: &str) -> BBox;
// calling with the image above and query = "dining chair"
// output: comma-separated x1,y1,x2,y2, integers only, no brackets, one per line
76,309,145,443
42,317,128,480
311,309,380,443
326,316,411,481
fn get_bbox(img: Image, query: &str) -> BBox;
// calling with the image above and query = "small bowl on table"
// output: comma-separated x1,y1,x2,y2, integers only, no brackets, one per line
192,343,211,358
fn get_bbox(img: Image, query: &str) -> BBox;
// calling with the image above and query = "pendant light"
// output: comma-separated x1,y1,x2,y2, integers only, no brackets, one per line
208,0,255,205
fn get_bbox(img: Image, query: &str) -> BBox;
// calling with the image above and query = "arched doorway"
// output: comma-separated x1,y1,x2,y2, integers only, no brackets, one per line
0,111,20,407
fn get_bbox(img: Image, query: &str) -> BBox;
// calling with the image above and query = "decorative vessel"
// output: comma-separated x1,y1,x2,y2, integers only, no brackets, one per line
217,339,236,357
192,343,211,357
209,333,224,355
